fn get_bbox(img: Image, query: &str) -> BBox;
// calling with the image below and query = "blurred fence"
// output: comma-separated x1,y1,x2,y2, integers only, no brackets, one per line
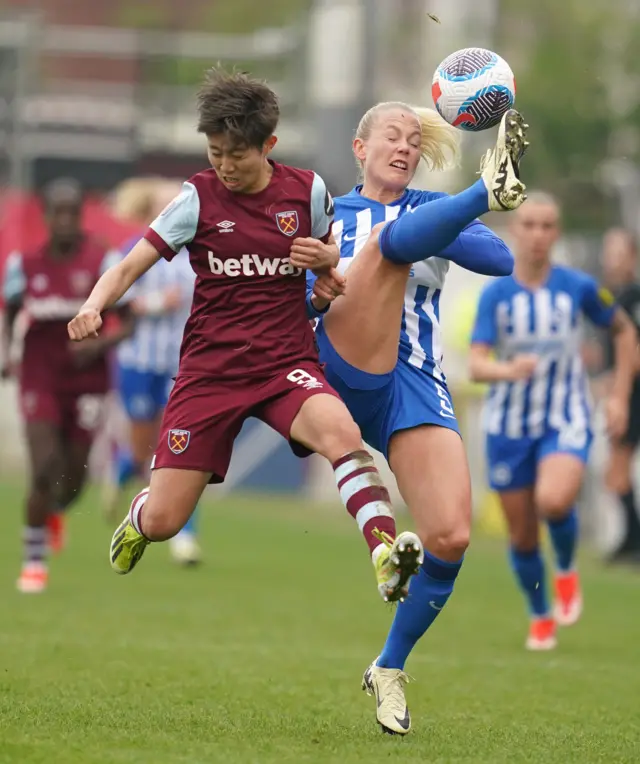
0,2,633,552
0,14,311,191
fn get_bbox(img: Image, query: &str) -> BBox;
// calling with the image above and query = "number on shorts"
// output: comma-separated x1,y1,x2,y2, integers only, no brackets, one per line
436,383,455,418
286,369,324,390
558,422,587,450
76,394,104,432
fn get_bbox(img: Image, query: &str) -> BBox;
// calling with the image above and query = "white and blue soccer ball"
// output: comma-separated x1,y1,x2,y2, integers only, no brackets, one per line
432,48,516,132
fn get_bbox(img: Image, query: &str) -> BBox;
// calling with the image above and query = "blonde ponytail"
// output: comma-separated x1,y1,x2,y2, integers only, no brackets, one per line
412,106,460,171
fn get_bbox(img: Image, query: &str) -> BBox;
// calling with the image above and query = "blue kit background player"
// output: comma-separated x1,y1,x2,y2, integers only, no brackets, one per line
469,192,637,650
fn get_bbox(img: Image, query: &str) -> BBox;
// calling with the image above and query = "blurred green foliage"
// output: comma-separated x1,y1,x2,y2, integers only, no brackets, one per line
496,0,640,229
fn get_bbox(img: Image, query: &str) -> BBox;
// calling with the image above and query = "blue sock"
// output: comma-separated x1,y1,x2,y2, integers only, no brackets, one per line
509,547,549,617
378,179,489,264
116,449,138,488
377,551,463,670
546,508,578,572
182,507,197,535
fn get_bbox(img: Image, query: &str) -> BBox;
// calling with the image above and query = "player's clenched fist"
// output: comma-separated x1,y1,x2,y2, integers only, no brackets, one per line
68,307,102,341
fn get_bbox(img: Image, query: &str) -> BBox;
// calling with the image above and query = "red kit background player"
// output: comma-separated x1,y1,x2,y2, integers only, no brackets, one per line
2,178,134,593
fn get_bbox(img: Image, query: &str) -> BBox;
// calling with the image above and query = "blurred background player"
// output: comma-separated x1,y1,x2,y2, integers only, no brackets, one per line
469,192,637,649
594,229,640,564
299,103,526,735
69,67,424,606
1,178,134,593
107,177,201,565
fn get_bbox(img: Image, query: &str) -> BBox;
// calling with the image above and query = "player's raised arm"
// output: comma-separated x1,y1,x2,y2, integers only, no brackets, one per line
438,219,514,276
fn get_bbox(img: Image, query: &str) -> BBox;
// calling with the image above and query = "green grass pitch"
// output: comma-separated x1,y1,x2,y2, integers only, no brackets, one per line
0,482,639,763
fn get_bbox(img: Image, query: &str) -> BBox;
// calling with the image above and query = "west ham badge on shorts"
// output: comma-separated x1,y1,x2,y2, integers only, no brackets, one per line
275,210,299,237
168,429,190,454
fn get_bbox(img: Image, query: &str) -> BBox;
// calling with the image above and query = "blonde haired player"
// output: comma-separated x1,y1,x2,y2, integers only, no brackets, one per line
469,193,637,650
293,102,528,734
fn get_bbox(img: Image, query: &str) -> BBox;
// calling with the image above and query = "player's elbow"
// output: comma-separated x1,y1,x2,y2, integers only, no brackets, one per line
467,349,488,382
485,242,514,276
468,361,482,383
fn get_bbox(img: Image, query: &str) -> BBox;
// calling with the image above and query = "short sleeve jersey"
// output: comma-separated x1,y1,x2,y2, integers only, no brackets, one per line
2,236,120,393
144,162,333,380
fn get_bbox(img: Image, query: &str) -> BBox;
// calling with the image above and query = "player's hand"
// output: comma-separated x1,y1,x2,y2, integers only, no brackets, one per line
68,307,102,341
508,353,538,381
605,394,629,441
313,268,346,303
290,237,340,270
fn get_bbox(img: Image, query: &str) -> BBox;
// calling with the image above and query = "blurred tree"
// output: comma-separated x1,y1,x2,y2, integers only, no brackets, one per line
204,0,312,33
495,0,640,230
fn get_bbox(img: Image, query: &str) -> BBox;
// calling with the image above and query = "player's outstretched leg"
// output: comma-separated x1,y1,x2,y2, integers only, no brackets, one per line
377,109,528,266
110,468,209,575
283,391,423,603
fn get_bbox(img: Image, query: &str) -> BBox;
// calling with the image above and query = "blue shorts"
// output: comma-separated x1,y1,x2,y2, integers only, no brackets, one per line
486,427,593,491
316,329,460,459
117,366,173,422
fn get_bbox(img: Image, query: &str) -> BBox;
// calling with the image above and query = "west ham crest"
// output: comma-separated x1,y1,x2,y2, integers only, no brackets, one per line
275,210,299,237
168,429,190,454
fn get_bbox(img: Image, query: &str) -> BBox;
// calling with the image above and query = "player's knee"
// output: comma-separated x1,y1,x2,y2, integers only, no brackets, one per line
140,500,185,541
536,490,572,520
316,417,363,462
427,524,470,561
31,456,60,496
32,470,53,496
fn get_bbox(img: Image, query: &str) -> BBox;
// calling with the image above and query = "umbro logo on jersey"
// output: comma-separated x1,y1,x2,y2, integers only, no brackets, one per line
216,220,235,233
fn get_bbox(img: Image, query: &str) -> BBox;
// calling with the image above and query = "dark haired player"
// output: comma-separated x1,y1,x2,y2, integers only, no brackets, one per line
1,178,134,593
68,68,424,603
599,228,640,563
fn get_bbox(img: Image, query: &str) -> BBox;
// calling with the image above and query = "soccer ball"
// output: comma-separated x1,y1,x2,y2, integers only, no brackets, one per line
431,48,516,132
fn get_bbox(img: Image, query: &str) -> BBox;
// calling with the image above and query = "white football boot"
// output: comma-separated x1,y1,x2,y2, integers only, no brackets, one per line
362,658,412,735
480,109,529,211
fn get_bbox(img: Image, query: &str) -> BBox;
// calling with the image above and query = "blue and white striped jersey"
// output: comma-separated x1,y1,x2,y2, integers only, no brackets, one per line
330,186,452,380
471,265,616,440
116,235,195,375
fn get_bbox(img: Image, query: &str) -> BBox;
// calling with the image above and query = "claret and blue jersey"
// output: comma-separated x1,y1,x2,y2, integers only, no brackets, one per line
471,265,617,490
